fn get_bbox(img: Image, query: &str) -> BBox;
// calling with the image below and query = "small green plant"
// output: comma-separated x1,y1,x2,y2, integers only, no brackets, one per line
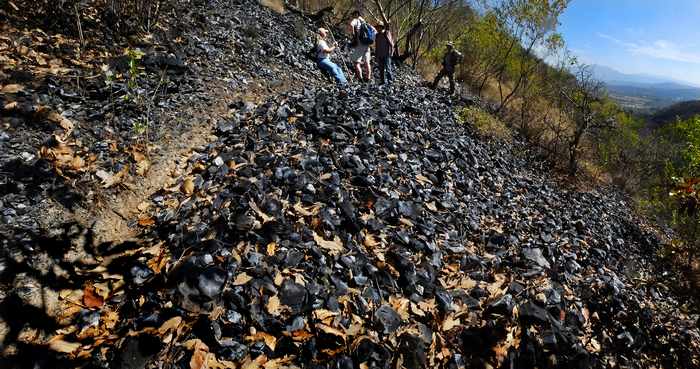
125,48,144,99
132,119,147,136
458,106,513,142
102,64,117,130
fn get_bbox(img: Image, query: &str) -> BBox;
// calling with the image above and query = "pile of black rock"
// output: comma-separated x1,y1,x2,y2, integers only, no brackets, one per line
110,81,699,369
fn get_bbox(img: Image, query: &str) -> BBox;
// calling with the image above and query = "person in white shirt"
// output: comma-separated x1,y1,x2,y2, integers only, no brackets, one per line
315,28,347,85
348,10,375,82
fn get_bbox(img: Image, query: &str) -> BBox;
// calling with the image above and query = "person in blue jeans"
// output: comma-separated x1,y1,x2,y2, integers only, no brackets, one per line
316,28,347,86
374,21,394,85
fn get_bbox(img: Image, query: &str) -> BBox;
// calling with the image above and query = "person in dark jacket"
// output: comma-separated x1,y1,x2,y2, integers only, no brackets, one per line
374,21,394,85
432,42,463,94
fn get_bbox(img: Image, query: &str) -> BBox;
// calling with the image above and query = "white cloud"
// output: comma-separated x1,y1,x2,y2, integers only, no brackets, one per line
597,33,700,64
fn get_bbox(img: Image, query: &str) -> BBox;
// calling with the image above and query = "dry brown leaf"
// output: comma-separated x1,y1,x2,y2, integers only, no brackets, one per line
241,355,268,369
486,274,507,298
2,84,23,93
441,315,460,332
312,232,345,256
47,111,74,131
48,338,81,353
250,201,275,223
263,356,295,369
190,339,209,369
96,165,129,188
182,177,195,195
317,323,346,339
313,309,339,322
82,284,104,308
247,332,277,351
389,296,410,320
362,230,379,248
292,329,315,341
410,302,425,317
266,242,276,256
70,155,85,171
132,150,150,175
426,202,438,212
267,295,284,316
293,202,316,216
136,158,150,176
35,53,47,65
138,217,155,227
273,272,284,286
233,272,253,285
209,356,237,369
158,316,182,334
415,174,433,186
137,201,151,212
147,246,170,274
102,310,119,330
459,277,477,290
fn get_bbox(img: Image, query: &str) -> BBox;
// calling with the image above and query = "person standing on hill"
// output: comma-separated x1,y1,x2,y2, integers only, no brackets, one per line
375,21,395,85
432,42,463,94
349,10,376,82
315,28,347,86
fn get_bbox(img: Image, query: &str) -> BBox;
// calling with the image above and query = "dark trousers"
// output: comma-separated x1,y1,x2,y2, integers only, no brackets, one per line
377,56,393,85
432,67,455,93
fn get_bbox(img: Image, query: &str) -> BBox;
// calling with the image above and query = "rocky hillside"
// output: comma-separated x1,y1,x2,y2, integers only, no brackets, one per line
1,1,699,369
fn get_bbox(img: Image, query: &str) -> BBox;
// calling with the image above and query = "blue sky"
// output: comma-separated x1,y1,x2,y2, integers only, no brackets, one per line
558,0,700,85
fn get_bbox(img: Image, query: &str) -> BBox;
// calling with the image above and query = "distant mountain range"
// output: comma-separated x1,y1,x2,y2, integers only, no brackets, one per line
590,65,700,113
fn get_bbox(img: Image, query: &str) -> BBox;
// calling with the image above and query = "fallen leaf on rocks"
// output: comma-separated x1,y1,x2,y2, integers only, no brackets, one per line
242,355,268,369
263,356,295,369
47,111,74,132
250,201,275,223
182,177,195,195
138,217,156,227
312,232,344,255
246,332,277,350
416,174,433,186
317,324,346,339
233,272,253,285
1,84,23,93
83,284,104,308
96,165,129,188
48,337,81,353
158,316,182,334
293,202,318,216
486,274,507,298
190,339,209,369
441,315,460,332
266,242,276,256
132,150,151,175
137,201,151,212
267,295,284,316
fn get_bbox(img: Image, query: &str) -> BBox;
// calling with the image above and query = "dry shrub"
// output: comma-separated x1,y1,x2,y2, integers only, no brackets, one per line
459,106,512,142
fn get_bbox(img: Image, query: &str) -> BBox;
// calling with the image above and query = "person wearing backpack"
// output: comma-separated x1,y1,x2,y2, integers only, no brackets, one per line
349,10,376,82
431,42,463,94
375,21,394,85
315,28,347,86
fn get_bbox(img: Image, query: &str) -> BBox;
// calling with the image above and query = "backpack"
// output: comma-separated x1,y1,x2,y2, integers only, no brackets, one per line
357,21,376,45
